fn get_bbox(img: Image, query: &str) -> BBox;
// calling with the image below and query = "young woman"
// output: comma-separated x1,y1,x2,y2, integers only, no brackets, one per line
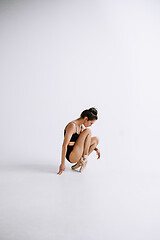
57,107,100,175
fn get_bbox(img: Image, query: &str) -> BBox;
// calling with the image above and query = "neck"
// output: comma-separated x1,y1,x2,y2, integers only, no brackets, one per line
74,118,84,126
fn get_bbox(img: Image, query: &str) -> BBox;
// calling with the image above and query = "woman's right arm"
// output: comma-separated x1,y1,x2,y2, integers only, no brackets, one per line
57,123,75,175
61,144,67,165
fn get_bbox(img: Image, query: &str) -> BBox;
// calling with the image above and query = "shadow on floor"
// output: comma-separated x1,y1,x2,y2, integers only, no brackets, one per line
0,162,62,174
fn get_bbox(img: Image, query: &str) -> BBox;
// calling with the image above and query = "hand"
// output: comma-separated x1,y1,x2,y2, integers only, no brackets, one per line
95,148,101,159
57,163,65,175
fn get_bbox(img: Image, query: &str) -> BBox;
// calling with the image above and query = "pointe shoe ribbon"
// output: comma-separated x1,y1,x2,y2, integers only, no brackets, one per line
79,155,88,172
71,157,83,170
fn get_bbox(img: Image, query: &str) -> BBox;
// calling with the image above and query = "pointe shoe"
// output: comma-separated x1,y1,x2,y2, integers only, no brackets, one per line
71,157,83,170
79,155,88,172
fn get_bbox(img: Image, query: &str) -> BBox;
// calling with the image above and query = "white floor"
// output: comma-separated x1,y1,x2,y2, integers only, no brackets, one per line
1,0,160,239
0,154,160,240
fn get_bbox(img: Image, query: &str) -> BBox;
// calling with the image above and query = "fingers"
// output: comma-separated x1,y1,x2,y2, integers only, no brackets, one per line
57,169,61,174
57,169,64,175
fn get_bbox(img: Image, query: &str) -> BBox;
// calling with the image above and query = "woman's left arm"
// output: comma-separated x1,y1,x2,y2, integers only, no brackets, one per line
94,147,100,159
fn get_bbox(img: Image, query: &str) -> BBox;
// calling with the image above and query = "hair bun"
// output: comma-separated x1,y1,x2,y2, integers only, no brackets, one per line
88,107,98,115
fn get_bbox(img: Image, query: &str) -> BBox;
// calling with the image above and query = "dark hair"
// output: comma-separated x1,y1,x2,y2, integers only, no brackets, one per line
80,107,98,120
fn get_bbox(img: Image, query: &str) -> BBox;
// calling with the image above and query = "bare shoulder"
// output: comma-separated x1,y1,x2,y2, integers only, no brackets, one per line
63,122,75,146
65,122,75,133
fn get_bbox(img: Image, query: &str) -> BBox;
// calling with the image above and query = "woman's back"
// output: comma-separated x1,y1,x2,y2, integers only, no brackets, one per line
64,122,82,143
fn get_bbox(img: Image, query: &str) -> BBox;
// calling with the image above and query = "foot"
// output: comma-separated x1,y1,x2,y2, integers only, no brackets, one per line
71,157,83,170
79,155,88,172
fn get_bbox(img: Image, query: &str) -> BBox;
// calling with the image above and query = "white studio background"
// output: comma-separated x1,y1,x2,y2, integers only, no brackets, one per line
1,0,160,173
0,0,160,239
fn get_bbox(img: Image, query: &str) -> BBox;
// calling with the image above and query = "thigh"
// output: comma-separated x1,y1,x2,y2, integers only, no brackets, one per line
69,128,91,163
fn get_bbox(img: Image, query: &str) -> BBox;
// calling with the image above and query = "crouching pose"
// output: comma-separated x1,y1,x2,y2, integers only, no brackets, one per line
57,107,100,175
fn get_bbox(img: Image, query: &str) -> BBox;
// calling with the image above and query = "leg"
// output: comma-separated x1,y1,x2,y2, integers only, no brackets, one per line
75,137,98,172
69,128,91,163
82,133,91,157
88,137,99,155
71,136,99,172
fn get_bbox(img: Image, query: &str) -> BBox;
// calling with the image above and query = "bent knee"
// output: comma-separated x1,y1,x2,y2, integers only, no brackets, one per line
83,128,92,135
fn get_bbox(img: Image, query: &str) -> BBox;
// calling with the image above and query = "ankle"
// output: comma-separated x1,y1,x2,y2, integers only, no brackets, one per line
81,154,88,159
83,154,88,159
